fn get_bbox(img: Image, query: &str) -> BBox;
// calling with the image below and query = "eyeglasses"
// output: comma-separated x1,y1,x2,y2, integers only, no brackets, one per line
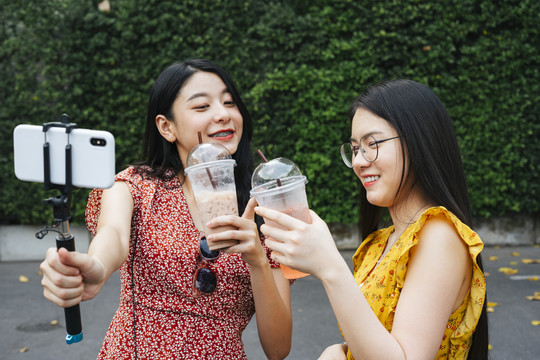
193,234,220,295
340,135,400,168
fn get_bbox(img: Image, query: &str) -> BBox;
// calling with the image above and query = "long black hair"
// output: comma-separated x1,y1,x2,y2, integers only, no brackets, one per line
349,79,489,359
136,59,255,215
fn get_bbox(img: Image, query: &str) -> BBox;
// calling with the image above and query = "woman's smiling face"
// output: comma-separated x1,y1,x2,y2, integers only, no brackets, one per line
350,108,407,208
165,71,243,165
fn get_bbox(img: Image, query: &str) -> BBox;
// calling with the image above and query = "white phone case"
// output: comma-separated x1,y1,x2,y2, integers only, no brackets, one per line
13,124,115,189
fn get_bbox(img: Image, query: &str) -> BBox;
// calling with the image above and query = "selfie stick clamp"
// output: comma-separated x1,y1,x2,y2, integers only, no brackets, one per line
36,113,83,344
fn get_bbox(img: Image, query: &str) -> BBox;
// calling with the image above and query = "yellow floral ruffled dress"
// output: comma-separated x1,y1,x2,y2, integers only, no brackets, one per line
346,207,486,359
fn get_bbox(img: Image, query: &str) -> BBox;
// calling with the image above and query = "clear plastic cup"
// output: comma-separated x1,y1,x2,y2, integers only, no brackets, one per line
185,143,239,250
250,157,311,279
251,175,310,226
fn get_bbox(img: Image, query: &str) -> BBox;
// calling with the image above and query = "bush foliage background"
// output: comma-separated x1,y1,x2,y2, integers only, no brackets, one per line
1,0,538,225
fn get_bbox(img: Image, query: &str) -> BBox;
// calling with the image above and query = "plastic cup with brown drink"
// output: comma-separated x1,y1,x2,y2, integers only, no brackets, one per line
250,152,311,279
184,143,239,250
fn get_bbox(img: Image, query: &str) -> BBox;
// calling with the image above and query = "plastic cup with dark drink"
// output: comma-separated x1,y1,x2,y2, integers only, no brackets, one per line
185,143,239,250
250,154,311,279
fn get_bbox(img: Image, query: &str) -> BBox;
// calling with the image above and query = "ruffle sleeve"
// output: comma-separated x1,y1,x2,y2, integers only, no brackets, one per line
85,166,143,236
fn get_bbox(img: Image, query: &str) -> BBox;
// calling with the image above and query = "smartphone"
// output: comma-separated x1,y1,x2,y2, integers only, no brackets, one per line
13,124,115,189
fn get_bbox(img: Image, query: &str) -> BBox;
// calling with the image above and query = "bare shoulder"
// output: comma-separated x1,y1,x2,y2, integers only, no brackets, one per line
417,214,464,250
102,181,133,203
410,213,471,280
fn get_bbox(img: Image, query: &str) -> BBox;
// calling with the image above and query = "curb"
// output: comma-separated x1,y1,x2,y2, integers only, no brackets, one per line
1,212,538,262
0,225,91,262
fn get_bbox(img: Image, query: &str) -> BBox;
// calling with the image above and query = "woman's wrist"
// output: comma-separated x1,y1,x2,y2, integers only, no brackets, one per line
316,257,350,285
89,254,113,285
246,252,270,270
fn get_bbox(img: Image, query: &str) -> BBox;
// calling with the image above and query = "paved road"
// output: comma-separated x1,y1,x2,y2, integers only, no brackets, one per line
1,246,539,359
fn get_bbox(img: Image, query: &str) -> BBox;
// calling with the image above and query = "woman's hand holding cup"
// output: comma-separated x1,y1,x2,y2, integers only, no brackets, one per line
254,206,342,280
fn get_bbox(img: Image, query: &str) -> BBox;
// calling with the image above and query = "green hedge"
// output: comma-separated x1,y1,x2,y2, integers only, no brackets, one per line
1,0,538,225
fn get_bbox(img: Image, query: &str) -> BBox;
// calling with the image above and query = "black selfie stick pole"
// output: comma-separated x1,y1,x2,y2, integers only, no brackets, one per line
37,114,83,344
45,195,83,344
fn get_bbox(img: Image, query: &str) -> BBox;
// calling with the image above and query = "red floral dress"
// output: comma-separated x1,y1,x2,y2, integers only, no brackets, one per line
85,167,279,359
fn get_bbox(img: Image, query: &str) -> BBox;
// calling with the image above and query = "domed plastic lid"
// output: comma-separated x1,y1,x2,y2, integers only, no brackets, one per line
251,157,303,188
186,143,232,168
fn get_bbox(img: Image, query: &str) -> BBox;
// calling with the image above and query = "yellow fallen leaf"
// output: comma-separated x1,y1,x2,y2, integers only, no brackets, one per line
526,294,540,301
527,276,539,281
487,302,498,307
498,267,518,275
488,344,493,350
50,320,59,325
511,252,520,257
20,347,28,353
487,307,495,313
522,259,540,264
488,256,498,261
532,320,540,326
37,271,42,276
526,292,540,300
509,261,519,265
19,275,29,283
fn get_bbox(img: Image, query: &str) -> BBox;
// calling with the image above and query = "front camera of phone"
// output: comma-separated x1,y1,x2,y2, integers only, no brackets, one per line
90,137,107,147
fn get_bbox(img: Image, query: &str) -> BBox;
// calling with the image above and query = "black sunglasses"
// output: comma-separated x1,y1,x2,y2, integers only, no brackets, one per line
193,235,220,295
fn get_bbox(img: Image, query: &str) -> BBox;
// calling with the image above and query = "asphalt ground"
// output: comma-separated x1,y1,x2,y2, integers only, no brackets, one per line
1,246,539,360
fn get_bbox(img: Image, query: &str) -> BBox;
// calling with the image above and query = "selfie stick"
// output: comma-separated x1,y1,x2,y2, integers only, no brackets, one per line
36,114,83,344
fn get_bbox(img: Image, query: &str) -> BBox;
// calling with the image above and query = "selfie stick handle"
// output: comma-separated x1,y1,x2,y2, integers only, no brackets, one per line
48,199,83,344
55,228,83,344
42,115,83,344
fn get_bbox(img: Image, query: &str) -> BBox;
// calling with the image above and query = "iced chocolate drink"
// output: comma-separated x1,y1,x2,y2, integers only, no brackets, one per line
185,143,239,250
195,190,239,249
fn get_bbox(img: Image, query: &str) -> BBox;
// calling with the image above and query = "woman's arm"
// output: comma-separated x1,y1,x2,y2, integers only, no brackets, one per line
207,199,292,360
386,215,472,358
249,260,292,360
40,181,133,307
256,208,471,360
87,181,133,282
